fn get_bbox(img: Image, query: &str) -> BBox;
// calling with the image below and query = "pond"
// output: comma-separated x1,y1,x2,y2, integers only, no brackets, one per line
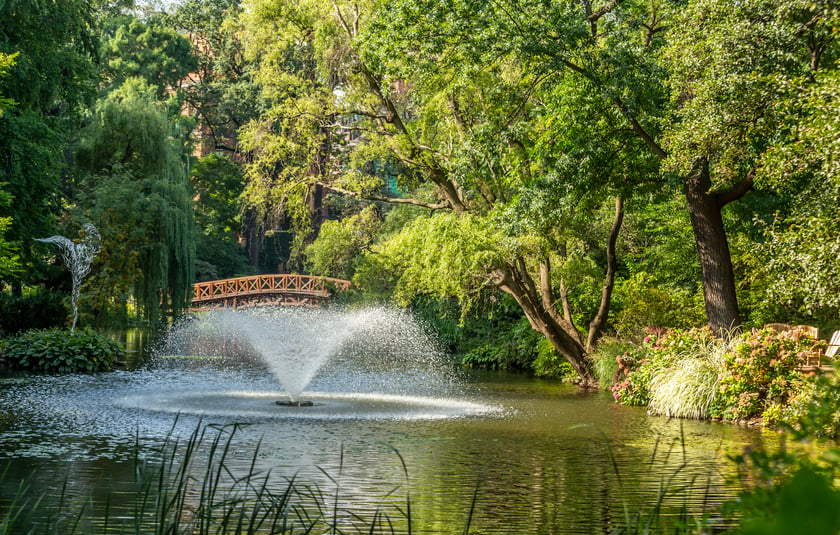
0,308,783,534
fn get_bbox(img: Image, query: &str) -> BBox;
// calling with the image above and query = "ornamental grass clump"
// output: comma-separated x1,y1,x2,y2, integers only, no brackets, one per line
646,328,732,420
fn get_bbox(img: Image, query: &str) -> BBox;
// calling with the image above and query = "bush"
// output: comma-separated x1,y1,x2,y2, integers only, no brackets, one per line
609,328,722,414
612,273,705,340
778,371,840,439
724,444,840,534
713,329,824,421
610,338,654,406
0,328,122,374
0,288,69,336
609,328,826,424
460,318,538,372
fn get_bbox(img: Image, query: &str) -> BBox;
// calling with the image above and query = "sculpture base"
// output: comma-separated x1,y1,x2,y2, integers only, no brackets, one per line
275,400,314,407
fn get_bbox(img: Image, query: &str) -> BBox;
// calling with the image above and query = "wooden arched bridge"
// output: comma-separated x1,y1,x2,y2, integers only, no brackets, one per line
191,274,352,310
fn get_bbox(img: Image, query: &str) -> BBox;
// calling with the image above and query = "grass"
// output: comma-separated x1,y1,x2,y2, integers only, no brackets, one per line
0,419,451,535
647,330,736,420
0,420,733,534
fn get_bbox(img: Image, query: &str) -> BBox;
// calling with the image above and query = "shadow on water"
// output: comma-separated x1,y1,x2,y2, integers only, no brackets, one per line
0,307,786,533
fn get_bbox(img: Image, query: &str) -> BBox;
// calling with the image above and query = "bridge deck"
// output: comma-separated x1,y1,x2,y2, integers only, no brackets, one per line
191,274,351,310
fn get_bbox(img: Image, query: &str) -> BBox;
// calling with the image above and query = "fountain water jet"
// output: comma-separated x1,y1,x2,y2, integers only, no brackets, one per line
155,305,484,419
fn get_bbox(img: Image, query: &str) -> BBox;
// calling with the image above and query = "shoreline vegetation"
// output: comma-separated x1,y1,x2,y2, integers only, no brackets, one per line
1,419,838,534
592,326,839,439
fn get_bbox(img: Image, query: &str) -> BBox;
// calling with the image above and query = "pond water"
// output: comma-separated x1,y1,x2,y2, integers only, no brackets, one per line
0,310,784,534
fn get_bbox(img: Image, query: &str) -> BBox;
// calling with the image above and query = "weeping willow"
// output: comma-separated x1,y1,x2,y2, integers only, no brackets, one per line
76,78,194,325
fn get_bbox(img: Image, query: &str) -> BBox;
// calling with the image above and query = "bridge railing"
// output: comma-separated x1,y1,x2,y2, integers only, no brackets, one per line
191,274,352,307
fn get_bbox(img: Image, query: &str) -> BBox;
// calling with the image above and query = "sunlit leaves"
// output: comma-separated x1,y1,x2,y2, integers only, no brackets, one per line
363,212,504,312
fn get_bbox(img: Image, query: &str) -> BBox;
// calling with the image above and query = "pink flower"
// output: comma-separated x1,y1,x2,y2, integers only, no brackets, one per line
643,336,651,343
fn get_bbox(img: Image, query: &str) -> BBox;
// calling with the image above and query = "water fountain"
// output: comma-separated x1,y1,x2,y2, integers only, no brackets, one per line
135,305,492,420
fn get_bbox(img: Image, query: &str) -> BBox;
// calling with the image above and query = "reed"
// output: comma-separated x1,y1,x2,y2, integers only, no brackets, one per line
1,420,415,534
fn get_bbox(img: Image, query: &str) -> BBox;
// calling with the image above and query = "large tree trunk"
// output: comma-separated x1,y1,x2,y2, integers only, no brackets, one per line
684,162,742,335
491,263,598,387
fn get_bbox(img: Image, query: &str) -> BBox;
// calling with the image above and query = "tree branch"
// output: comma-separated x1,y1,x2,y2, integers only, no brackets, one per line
713,168,755,208
586,0,624,23
318,182,451,210
586,196,624,351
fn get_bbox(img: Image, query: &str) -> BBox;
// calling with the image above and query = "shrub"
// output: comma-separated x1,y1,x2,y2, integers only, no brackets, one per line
0,288,69,336
0,328,122,374
612,273,705,340
778,371,840,439
461,317,543,373
713,329,824,420
646,328,731,420
531,338,576,379
610,338,654,406
610,328,826,424
591,339,624,387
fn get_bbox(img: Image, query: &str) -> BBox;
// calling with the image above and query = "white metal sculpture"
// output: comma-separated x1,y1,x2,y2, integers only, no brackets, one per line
35,224,101,333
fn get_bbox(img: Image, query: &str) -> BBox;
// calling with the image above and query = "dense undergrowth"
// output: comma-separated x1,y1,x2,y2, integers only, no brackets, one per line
0,328,122,374
595,327,839,437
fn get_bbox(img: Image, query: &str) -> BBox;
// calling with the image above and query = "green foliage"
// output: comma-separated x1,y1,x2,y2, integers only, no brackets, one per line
532,338,576,380
779,372,840,439
0,183,20,281
591,339,633,388
76,78,195,324
0,288,69,336
191,153,248,280
714,329,824,420
610,338,655,407
724,445,840,534
304,206,382,279
646,329,731,420
0,0,97,280
461,318,540,373
100,17,197,97
0,328,121,374
0,51,16,114
611,328,732,419
358,211,503,314
612,273,706,340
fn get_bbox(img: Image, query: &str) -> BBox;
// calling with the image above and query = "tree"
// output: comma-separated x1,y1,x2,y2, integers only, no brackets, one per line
0,0,98,289
365,0,840,338
243,0,661,385
659,0,839,333
238,0,339,269
305,205,381,279
0,53,20,281
190,152,248,280
99,16,197,98
75,78,194,325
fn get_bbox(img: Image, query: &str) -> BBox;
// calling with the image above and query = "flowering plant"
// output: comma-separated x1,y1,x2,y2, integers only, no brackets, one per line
714,329,824,420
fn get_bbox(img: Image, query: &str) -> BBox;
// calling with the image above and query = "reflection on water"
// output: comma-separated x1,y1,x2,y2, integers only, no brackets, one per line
0,356,781,533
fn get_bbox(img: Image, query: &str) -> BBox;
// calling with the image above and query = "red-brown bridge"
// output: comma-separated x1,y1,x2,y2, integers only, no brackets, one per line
191,274,352,310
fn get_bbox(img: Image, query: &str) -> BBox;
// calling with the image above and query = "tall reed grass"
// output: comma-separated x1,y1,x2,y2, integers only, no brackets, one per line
1,419,423,535
1,420,721,534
